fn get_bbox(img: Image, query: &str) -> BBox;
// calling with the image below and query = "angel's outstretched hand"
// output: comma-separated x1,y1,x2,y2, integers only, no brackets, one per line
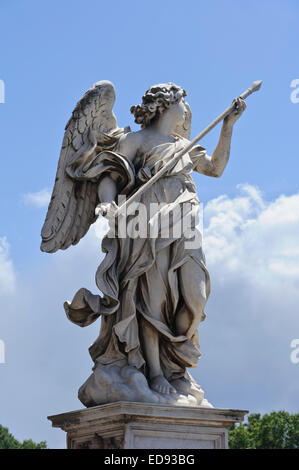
95,201,118,219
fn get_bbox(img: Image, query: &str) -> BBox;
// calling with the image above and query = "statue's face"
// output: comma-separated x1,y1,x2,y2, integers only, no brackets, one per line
164,98,187,127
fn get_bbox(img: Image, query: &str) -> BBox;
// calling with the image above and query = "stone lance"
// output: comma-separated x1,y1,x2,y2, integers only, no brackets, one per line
115,80,263,216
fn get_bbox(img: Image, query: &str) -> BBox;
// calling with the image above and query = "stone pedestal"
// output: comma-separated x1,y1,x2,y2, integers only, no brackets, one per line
48,402,247,449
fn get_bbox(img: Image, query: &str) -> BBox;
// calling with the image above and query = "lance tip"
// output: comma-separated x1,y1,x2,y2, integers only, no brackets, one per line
252,80,263,91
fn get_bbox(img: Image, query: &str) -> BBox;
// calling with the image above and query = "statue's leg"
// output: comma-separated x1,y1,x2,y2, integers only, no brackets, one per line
140,247,176,395
170,259,207,394
176,259,207,339
140,318,175,394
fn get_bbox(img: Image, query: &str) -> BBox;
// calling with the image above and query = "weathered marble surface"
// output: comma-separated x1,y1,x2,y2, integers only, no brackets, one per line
41,81,246,407
78,364,212,408
48,402,248,449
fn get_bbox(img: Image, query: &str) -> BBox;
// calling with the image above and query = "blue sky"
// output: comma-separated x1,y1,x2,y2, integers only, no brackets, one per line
0,0,298,448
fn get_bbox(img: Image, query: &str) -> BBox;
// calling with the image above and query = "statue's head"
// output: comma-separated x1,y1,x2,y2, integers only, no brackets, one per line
130,83,188,129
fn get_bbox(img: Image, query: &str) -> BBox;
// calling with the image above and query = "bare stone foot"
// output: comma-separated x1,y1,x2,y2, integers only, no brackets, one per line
170,377,192,396
150,375,177,395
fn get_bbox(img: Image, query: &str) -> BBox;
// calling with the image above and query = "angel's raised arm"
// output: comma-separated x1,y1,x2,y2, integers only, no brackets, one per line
190,120,233,178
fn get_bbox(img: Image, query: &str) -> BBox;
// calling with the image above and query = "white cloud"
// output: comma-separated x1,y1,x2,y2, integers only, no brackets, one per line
0,237,16,294
23,188,51,208
204,184,299,286
199,184,299,412
94,217,110,239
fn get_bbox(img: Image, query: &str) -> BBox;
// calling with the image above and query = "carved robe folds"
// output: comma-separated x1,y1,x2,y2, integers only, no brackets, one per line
64,137,210,406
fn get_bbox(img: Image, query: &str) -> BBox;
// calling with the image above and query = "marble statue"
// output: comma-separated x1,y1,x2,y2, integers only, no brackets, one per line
41,81,247,407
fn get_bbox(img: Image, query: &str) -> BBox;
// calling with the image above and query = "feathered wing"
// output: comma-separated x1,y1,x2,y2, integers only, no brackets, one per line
41,80,126,253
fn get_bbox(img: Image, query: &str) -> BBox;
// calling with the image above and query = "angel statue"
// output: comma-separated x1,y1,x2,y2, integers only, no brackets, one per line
41,80,246,407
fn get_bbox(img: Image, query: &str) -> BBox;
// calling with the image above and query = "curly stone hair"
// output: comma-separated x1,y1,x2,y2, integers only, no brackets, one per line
130,82,187,129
